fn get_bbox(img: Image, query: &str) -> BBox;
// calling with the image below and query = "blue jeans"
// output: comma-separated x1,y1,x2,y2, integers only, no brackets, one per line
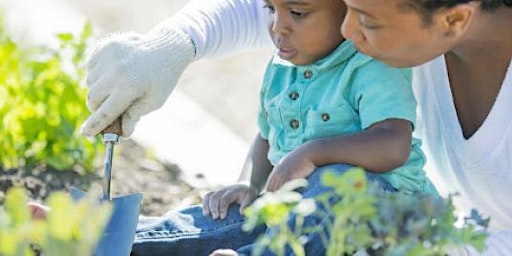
132,164,396,256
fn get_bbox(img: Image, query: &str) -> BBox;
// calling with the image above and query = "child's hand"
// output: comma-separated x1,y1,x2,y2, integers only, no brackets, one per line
266,150,315,192
202,184,259,219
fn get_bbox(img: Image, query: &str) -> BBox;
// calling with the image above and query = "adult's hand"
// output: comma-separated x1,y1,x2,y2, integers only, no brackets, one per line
80,26,195,137
202,184,259,220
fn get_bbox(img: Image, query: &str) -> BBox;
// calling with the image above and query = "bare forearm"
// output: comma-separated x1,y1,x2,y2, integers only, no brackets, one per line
241,133,273,193
301,119,412,172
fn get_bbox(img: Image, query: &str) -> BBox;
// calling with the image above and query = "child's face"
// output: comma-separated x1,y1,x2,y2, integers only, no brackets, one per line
265,0,346,65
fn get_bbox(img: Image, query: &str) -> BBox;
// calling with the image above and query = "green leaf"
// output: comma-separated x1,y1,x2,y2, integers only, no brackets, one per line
4,187,30,226
46,192,77,240
0,18,102,172
57,33,74,43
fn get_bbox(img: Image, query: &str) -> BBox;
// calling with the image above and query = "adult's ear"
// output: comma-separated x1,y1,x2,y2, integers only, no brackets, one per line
440,3,476,37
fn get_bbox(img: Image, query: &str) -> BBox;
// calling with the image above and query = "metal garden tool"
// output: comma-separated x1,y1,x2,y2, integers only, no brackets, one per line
71,118,143,256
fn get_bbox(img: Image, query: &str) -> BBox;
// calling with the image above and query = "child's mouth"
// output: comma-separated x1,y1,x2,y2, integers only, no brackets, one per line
278,47,296,60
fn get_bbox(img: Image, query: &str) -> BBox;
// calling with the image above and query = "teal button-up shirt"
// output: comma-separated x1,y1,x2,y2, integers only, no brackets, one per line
258,40,437,195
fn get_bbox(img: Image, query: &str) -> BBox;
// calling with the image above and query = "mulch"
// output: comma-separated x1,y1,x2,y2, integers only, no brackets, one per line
0,139,217,216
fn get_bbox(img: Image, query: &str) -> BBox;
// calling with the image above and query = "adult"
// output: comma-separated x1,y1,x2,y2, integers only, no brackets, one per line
81,0,512,255
340,1,512,255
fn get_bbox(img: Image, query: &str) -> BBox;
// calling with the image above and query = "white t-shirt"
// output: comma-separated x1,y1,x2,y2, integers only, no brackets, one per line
413,56,512,254
413,56,512,230
171,0,512,253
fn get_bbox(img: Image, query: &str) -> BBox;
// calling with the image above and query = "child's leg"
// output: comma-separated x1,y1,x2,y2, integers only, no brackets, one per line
237,164,396,256
132,204,266,256
28,200,265,256
299,164,396,254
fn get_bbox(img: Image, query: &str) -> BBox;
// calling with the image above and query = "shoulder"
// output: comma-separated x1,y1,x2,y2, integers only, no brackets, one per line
347,54,411,86
354,53,410,78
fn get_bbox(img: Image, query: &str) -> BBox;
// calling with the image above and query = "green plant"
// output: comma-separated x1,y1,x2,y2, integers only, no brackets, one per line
243,179,315,256
243,168,488,256
0,187,111,256
0,20,102,171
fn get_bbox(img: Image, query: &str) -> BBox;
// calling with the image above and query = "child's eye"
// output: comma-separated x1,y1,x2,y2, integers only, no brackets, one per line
290,9,307,17
263,4,275,13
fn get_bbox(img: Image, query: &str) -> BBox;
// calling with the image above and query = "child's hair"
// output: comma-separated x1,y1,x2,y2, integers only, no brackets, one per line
399,0,512,25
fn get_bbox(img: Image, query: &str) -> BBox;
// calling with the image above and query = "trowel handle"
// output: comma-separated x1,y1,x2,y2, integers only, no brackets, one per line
102,117,122,136
101,117,122,201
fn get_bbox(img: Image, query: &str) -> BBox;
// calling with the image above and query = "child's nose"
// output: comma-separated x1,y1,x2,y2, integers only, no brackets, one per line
271,13,291,35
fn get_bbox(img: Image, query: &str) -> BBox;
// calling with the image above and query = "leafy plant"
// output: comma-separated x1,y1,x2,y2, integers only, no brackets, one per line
0,187,111,256
243,168,488,256
0,20,102,171
243,179,315,256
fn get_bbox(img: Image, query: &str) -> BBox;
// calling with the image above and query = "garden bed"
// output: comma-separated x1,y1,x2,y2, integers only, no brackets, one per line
0,139,216,216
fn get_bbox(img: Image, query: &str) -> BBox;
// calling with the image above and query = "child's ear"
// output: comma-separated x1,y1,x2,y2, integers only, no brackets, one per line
440,4,474,37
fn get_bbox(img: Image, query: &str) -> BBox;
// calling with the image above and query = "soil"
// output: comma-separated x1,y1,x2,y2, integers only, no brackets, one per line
0,139,219,216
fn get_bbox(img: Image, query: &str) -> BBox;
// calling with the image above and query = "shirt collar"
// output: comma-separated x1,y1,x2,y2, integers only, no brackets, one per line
271,40,357,71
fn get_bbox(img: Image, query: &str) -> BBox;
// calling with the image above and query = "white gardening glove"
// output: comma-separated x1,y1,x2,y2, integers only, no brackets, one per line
80,25,195,137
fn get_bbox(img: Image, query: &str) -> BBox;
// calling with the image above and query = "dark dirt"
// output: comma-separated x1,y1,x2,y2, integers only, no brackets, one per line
0,139,219,216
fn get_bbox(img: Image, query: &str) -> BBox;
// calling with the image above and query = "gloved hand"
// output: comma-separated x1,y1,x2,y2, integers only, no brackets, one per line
80,25,195,137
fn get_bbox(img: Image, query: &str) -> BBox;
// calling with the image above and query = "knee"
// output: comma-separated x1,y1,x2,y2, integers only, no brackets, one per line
310,164,355,181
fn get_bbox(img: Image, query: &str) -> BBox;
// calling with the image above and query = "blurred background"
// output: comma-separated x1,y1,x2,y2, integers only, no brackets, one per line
0,0,274,186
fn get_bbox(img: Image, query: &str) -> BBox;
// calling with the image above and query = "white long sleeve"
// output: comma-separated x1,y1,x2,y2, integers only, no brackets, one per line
160,0,272,59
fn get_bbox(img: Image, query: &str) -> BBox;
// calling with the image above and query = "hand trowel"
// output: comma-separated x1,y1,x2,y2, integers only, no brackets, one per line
70,119,143,256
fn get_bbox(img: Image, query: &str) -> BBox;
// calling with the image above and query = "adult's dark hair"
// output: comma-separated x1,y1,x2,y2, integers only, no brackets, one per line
399,0,512,25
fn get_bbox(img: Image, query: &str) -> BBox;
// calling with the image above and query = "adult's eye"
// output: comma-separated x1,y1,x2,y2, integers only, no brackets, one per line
358,16,381,30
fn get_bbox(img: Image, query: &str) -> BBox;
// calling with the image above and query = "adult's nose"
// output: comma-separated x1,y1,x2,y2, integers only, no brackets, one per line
341,10,365,43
